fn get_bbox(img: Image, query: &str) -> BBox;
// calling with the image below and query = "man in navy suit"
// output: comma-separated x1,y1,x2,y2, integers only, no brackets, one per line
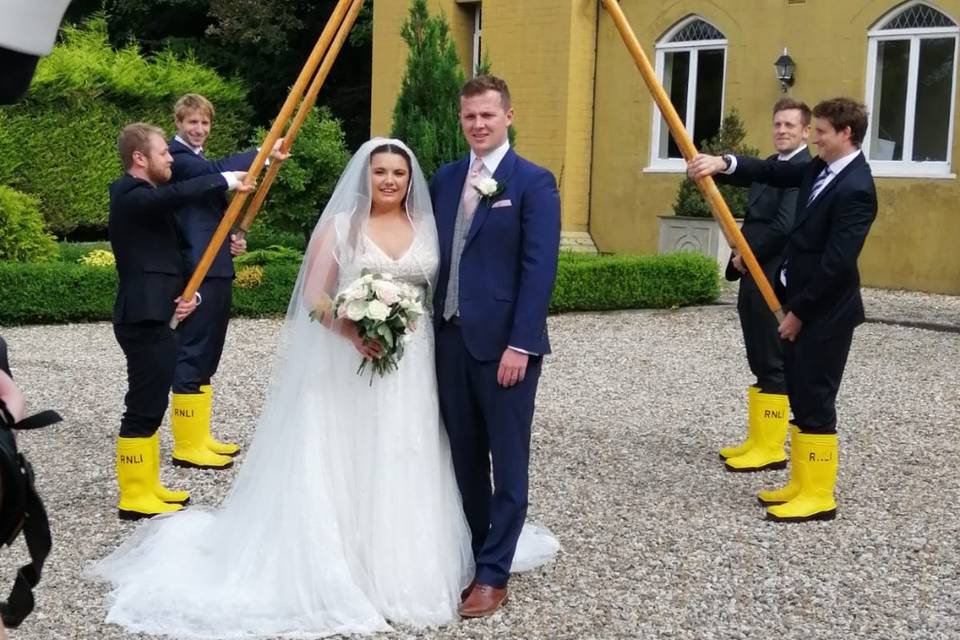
432,75,561,617
166,94,285,470
109,123,251,519
689,98,877,522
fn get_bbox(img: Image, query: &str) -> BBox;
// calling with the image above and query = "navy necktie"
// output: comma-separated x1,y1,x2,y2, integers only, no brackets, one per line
806,166,832,206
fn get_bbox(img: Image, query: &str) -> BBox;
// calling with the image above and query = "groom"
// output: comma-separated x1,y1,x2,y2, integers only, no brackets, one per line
432,75,561,617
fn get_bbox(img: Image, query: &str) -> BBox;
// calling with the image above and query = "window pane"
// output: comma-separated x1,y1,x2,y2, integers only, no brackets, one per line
693,49,724,149
913,37,955,162
661,51,689,158
871,39,910,161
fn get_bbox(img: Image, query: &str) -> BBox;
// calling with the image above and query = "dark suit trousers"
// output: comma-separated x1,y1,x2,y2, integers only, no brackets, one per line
114,321,178,437
738,276,786,394
173,278,232,394
784,327,855,434
436,320,541,588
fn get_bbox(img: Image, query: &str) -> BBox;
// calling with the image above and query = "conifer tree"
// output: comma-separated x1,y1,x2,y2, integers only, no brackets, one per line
390,0,468,178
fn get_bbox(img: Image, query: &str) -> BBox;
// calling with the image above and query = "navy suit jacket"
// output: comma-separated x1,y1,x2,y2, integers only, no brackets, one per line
431,149,561,361
168,138,257,279
719,148,810,285
108,172,229,324
732,152,877,333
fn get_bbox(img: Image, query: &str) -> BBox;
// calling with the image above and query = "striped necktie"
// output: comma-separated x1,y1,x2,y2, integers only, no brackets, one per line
806,166,832,206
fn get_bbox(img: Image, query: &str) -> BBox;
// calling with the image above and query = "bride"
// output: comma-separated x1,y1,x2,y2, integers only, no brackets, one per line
89,138,556,638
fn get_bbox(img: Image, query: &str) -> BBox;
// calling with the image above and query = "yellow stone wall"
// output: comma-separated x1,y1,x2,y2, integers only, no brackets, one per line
372,0,960,293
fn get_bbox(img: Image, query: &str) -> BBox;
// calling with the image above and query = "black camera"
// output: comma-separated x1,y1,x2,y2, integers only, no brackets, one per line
0,340,59,628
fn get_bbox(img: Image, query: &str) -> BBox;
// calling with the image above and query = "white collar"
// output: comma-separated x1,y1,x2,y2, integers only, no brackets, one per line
470,139,511,176
777,144,808,161
825,148,861,175
174,135,203,155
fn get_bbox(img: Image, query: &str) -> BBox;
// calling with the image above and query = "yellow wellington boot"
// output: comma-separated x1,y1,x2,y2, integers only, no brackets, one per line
117,437,183,520
725,392,789,472
757,425,802,505
149,432,190,505
719,386,760,460
171,393,234,470
767,432,838,522
199,384,240,457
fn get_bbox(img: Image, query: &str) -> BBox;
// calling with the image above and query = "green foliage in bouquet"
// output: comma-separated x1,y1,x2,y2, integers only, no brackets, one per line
672,109,759,219
0,187,59,263
249,107,350,246
0,15,251,237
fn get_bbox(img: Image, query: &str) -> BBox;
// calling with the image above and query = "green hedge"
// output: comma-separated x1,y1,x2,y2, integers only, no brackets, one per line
0,253,720,325
0,16,252,237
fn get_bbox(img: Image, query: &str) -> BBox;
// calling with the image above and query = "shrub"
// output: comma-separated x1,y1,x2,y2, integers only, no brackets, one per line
0,263,117,324
0,186,58,263
234,245,305,266
673,109,759,219
243,228,307,252
234,265,264,289
0,253,719,325
550,252,719,312
390,0,469,179
78,248,116,267
58,241,112,263
0,16,252,237
249,107,350,246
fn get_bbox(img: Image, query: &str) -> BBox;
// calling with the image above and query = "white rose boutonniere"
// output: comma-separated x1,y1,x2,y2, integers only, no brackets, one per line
473,177,506,203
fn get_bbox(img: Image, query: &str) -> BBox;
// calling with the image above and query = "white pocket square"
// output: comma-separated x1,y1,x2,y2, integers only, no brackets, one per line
491,199,512,209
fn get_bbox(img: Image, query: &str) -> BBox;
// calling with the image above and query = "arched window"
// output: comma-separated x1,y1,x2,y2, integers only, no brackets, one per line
865,1,958,176
649,17,727,170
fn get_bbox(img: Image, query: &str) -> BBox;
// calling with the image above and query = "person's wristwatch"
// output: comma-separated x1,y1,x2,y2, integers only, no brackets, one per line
722,154,733,171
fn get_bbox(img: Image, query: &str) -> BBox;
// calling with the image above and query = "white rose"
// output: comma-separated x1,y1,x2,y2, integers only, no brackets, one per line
366,299,390,322
347,285,368,301
474,177,499,197
361,274,375,284
345,299,368,322
372,280,401,305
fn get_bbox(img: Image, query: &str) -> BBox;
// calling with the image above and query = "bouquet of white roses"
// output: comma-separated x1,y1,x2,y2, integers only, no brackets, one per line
324,271,425,380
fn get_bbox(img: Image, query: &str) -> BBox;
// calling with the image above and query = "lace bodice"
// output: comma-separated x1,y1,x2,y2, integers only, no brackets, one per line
337,233,438,296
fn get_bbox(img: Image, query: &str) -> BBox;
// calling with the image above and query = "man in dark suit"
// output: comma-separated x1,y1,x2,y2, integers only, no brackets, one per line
109,122,251,519
166,94,285,470
432,75,561,617
689,97,877,522
718,98,812,474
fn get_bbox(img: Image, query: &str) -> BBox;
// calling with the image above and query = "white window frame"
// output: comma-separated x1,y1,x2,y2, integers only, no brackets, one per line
864,1,959,178
472,5,482,78
646,16,728,173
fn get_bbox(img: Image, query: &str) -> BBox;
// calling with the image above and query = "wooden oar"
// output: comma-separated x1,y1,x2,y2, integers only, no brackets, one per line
600,0,785,322
235,0,366,239
170,0,357,328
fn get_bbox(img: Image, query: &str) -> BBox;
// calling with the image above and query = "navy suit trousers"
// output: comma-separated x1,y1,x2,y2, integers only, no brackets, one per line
173,278,232,394
436,320,541,588
784,326,855,434
114,321,177,437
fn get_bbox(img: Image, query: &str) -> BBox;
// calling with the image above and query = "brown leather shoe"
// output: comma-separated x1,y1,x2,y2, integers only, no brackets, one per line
460,580,476,602
458,583,508,618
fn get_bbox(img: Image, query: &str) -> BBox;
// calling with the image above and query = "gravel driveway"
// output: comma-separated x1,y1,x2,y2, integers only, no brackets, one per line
1,289,957,639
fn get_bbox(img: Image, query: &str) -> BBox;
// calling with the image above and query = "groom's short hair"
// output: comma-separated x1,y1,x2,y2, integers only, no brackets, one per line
460,75,512,110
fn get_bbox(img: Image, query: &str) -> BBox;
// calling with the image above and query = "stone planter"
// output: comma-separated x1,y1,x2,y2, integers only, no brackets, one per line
657,215,743,269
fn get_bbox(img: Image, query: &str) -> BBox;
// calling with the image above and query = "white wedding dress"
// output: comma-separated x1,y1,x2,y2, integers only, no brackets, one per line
88,139,558,639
